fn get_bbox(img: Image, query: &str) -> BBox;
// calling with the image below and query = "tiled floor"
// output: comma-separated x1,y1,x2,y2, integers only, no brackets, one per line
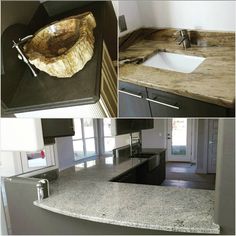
161,162,216,190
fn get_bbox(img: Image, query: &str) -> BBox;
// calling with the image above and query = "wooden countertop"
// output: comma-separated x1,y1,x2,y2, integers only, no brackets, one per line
119,29,235,108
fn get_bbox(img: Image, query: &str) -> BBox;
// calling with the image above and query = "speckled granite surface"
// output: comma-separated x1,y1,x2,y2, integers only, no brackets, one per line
34,154,220,234
119,29,235,108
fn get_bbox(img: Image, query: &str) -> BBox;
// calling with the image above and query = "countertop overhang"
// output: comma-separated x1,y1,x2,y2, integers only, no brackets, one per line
34,150,220,234
119,29,235,108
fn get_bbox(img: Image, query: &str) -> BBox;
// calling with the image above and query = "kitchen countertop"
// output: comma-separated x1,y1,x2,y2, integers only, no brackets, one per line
34,150,220,234
119,29,235,108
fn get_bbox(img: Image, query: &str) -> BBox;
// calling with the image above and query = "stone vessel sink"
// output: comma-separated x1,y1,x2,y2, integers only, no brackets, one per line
23,12,96,78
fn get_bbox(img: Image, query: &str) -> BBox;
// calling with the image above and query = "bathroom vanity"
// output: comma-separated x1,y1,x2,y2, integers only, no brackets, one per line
1,1,117,117
119,29,235,117
119,81,233,117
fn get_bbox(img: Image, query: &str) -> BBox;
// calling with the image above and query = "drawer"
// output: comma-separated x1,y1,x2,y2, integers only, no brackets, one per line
119,81,151,117
147,87,230,117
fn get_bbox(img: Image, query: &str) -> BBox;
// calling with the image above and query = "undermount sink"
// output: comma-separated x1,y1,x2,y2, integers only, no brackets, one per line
142,52,205,73
23,12,96,78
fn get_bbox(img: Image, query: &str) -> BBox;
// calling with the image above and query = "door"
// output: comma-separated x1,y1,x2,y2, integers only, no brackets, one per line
119,82,151,117
167,118,192,162
207,119,218,173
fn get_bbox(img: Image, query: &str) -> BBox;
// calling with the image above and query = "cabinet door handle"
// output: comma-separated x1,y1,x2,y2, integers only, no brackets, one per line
119,89,142,98
146,98,180,110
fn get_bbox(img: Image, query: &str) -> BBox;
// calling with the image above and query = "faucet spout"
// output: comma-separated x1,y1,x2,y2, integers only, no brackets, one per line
175,29,191,49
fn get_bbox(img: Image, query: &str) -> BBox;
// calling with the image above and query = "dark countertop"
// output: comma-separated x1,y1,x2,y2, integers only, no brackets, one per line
2,2,105,114
33,150,220,234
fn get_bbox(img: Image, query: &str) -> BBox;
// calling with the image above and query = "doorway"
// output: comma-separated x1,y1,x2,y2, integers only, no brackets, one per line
167,118,192,162
163,118,216,190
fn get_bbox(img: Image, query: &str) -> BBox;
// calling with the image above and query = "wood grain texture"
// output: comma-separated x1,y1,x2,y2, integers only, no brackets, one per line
119,29,235,108
24,12,96,78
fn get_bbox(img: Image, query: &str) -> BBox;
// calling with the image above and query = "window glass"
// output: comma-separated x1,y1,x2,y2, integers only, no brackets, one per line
73,119,82,139
26,150,47,168
73,140,85,160
73,119,97,160
85,139,96,157
171,118,187,155
84,118,94,138
103,119,112,136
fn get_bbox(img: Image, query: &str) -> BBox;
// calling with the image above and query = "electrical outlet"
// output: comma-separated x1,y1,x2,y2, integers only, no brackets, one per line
119,15,127,32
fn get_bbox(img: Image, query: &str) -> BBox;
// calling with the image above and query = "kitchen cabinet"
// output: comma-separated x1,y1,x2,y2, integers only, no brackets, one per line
111,119,154,136
119,81,151,117
0,118,44,151
41,119,74,139
119,81,234,117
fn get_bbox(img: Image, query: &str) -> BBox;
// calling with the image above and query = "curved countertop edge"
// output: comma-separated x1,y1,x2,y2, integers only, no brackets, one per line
33,200,220,234
32,152,220,235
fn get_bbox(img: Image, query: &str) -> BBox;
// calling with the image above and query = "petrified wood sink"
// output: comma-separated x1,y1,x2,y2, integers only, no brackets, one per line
23,12,96,78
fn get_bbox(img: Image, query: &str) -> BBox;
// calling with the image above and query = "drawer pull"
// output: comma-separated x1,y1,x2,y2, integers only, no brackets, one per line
119,90,142,98
146,98,180,110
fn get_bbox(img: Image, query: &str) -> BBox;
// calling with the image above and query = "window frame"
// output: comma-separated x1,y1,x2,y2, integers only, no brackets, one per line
73,119,99,161
20,144,55,173
98,119,115,156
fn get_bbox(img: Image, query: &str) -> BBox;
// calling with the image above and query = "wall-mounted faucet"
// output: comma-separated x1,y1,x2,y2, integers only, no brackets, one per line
175,29,191,50
12,35,38,77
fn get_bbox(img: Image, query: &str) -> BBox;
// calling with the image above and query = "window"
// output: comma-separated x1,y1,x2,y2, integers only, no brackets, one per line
21,145,55,173
103,119,115,153
73,119,97,160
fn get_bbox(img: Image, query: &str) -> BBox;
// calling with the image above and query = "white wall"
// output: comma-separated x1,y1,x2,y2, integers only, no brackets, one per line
119,1,142,36
119,1,235,34
214,119,235,234
141,119,167,149
55,137,75,171
0,152,22,178
138,1,235,31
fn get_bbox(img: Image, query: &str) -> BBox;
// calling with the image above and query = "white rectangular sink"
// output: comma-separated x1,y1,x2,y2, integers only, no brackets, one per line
142,52,205,73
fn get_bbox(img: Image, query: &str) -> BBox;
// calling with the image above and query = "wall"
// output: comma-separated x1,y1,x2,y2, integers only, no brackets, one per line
112,0,118,17
55,137,75,171
0,152,22,178
1,1,40,34
114,133,139,149
119,1,235,34
214,119,235,234
118,1,142,36
196,120,208,173
141,119,167,149
137,1,235,31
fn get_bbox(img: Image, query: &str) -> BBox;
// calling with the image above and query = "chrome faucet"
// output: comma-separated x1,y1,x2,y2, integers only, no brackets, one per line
36,179,50,202
12,35,38,77
129,133,141,157
175,29,191,49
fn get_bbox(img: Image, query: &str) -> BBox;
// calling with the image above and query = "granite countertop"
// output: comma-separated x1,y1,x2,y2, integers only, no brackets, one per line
119,29,235,108
34,150,220,234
